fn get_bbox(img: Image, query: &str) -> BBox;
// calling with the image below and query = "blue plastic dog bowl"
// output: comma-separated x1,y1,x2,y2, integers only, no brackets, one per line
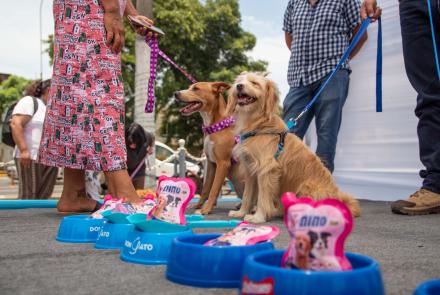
127,214,241,232
166,234,274,288
414,280,440,295
120,228,193,265
101,211,131,224
94,222,135,250
56,215,106,243
127,214,190,233
240,250,384,295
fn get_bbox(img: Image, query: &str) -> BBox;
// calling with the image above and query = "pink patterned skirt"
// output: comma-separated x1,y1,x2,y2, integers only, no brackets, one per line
39,0,127,172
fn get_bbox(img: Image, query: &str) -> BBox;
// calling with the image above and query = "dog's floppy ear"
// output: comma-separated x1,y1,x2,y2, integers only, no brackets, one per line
211,82,231,94
226,87,237,116
263,79,280,118
308,230,318,245
321,232,332,247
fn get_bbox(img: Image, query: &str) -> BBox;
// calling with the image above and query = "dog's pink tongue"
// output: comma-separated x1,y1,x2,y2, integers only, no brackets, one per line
180,102,200,114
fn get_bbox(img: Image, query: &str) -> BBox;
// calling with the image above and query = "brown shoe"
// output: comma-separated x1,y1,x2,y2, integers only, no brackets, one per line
391,189,440,215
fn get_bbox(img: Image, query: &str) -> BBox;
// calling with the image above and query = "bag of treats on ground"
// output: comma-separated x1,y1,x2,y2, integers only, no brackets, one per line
205,222,280,246
282,193,353,271
149,176,196,225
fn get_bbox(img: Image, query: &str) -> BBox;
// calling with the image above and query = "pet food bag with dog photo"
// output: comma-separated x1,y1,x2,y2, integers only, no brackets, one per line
204,222,280,246
149,176,196,225
281,193,353,271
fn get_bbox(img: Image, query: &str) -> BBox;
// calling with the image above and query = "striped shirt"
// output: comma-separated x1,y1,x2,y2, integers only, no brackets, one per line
283,0,361,87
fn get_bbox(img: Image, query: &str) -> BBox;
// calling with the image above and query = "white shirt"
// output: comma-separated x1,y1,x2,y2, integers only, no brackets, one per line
12,96,46,161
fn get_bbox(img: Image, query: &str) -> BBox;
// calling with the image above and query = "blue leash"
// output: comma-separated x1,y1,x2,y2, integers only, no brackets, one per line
287,17,383,130
376,17,383,112
427,0,440,81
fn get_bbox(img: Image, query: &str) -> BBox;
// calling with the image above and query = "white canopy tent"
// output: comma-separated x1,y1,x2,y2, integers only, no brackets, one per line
306,1,423,201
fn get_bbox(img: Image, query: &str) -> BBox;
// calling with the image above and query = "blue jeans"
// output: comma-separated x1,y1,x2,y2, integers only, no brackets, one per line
283,69,350,173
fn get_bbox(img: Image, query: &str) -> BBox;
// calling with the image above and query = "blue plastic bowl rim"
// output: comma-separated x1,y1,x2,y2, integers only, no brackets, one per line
129,228,193,237
94,244,123,250
173,233,274,249
56,237,96,243
244,249,381,276
120,253,167,265
61,214,101,221
99,222,135,228
415,279,440,294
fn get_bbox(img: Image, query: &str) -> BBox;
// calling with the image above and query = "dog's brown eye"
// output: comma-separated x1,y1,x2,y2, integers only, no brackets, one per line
192,87,199,91
251,81,259,87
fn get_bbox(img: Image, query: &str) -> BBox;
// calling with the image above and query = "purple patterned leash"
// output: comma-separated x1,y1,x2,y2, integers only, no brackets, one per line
145,34,197,113
145,35,159,113
158,50,197,84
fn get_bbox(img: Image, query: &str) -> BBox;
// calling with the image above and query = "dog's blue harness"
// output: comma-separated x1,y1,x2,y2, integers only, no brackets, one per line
240,130,288,160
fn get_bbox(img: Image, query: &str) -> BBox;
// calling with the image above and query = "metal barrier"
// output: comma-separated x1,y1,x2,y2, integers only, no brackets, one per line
147,139,207,178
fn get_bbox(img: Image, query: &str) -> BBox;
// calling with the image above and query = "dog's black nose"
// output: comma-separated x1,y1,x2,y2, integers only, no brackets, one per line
236,84,244,91
174,91,180,99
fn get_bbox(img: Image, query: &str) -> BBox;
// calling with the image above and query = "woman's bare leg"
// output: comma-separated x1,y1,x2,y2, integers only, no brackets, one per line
57,168,97,212
105,169,141,203
105,173,116,197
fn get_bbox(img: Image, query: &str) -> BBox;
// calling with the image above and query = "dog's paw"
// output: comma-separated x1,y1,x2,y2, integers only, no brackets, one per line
244,213,266,224
273,207,284,218
200,206,212,215
191,203,203,210
228,210,246,218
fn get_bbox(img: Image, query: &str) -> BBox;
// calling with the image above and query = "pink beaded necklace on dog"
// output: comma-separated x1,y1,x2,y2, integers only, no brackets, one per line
202,117,240,145
202,116,236,135
202,117,240,164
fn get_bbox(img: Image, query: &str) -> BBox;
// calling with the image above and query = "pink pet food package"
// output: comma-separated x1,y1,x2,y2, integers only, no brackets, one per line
282,193,353,271
204,222,280,247
136,195,157,214
149,176,196,225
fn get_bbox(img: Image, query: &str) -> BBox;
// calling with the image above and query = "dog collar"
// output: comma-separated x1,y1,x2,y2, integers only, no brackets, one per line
202,116,236,135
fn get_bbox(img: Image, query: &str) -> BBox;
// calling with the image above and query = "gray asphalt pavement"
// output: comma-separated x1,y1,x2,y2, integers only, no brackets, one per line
0,200,439,295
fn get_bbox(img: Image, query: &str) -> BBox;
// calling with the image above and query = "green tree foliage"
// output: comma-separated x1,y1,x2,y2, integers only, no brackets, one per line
45,0,267,152
0,75,31,117
153,0,266,152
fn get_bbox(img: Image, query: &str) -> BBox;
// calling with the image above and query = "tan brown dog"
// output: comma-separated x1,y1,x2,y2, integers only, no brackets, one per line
295,233,312,269
227,72,361,223
174,82,244,215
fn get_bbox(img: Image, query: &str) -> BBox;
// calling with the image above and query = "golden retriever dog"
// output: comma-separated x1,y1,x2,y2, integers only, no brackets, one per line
175,82,245,215
227,72,361,223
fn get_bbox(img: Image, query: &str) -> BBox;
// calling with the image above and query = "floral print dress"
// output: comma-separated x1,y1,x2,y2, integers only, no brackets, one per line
39,0,128,171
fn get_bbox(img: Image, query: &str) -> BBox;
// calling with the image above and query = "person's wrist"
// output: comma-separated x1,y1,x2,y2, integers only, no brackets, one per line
126,9,138,17
104,7,121,16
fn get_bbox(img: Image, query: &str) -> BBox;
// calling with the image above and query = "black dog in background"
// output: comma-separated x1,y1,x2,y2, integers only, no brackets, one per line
102,123,154,194
126,123,155,190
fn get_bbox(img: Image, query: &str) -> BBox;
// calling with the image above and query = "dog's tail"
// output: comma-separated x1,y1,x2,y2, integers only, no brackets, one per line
336,190,361,218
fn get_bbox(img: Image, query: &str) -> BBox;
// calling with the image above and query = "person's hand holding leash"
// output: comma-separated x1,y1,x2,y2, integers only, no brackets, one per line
130,15,154,36
361,0,382,21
